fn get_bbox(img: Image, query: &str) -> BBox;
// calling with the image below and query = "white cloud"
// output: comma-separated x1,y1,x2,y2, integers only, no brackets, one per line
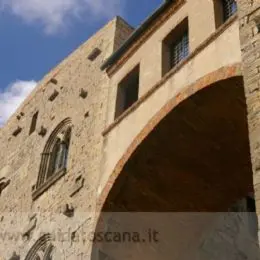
0,80,37,126
0,0,124,34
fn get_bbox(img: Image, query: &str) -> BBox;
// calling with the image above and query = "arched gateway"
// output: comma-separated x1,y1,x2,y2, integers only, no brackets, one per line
91,67,260,259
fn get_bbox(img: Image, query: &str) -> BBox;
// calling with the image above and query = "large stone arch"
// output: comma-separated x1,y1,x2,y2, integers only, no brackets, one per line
98,64,243,210
91,64,260,259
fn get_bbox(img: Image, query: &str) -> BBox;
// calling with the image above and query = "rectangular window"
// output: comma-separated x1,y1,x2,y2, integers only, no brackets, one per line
223,0,237,21
29,111,38,135
115,65,139,119
170,31,189,68
162,18,189,76
214,0,237,28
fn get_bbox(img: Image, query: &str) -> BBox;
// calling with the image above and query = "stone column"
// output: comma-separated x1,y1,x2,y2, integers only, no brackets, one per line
237,0,260,241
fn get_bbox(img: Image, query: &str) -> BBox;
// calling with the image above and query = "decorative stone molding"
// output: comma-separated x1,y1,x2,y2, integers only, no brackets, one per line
12,126,22,137
0,177,10,195
57,130,67,141
33,118,72,200
38,126,47,137
48,89,59,101
24,233,54,260
62,203,74,218
70,175,85,197
79,88,88,99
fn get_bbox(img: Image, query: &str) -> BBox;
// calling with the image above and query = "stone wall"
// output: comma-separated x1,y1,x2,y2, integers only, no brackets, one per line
1,0,260,259
0,17,133,259
237,0,260,241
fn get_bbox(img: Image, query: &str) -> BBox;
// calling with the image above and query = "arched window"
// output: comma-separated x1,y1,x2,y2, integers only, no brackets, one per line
32,118,72,200
47,127,71,178
25,234,54,260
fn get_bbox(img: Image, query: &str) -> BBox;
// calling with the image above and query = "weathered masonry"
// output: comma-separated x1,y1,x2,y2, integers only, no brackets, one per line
0,0,260,259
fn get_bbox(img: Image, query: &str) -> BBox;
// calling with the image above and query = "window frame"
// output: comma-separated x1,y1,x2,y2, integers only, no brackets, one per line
169,29,189,68
32,118,72,201
162,17,189,76
214,0,237,28
25,234,54,260
222,0,237,22
114,64,140,119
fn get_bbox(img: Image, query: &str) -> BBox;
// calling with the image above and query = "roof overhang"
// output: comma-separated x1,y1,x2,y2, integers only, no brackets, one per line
100,0,175,71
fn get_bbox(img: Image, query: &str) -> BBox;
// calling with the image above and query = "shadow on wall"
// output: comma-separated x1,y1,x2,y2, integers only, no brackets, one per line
91,76,260,259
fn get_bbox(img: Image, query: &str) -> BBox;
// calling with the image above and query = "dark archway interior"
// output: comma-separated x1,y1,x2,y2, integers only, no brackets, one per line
103,76,253,212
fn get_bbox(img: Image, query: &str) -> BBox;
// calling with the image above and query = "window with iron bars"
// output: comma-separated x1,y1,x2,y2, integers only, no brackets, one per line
162,17,189,76
223,0,237,21
115,65,140,119
170,30,189,68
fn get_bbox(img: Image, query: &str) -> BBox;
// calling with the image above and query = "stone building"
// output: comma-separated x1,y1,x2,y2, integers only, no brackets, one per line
0,0,260,259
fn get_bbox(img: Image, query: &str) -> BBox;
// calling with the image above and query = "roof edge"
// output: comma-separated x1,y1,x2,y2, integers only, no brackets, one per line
100,0,175,71
1,17,120,129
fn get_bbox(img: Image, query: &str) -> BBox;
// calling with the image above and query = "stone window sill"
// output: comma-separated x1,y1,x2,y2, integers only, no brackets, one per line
32,168,66,201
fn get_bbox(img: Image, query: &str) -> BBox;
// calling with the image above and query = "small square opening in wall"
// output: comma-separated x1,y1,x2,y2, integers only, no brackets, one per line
257,23,260,34
12,126,22,137
254,17,260,34
49,78,58,85
115,65,140,119
48,89,59,101
29,111,39,135
88,48,102,61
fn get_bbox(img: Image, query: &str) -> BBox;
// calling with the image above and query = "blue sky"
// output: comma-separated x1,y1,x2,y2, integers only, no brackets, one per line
0,0,162,125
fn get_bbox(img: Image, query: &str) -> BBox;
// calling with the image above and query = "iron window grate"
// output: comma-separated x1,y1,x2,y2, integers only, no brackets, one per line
223,0,237,21
170,30,189,68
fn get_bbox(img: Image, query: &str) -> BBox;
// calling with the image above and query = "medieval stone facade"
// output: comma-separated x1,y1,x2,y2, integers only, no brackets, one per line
1,0,260,259
0,17,133,259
